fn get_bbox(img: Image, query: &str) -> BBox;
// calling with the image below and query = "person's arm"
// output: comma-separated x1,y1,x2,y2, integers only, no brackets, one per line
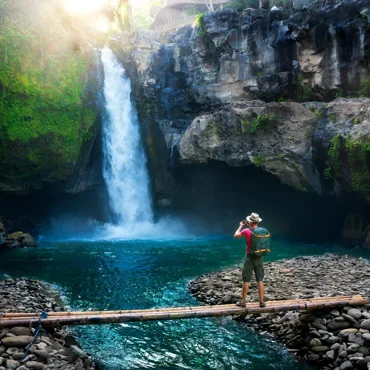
234,222,245,239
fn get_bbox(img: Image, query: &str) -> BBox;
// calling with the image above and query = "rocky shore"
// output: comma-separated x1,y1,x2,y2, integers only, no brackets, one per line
0,278,95,370
189,254,370,369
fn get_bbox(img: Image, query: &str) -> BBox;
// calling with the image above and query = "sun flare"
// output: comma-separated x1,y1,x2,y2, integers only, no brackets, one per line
62,0,106,14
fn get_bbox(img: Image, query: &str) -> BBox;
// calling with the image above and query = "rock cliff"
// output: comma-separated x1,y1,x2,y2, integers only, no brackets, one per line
116,0,370,209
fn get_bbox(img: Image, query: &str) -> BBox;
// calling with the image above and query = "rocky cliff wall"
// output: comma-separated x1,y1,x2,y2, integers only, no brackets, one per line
115,0,370,211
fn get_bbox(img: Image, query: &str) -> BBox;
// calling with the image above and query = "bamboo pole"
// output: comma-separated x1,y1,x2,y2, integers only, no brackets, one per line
0,296,366,320
0,296,369,328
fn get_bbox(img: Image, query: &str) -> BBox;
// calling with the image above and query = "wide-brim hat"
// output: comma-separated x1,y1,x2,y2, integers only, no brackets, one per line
246,212,262,223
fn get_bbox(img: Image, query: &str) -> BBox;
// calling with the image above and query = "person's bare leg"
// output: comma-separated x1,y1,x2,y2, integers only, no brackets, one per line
257,281,265,303
242,282,249,302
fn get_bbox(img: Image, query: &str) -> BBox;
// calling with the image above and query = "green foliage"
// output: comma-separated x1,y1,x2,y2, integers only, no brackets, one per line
278,97,287,102
354,116,360,125
336,88,345,98
0,0,97,183
224,0,258,11
252,155,265,168
324,133,370,195
345,136,370,195
270,0,295,8
246,114,276,134
324,134,341,179
360,77,370,97
195,13,206,36
314,109,323,120
297,75,313,102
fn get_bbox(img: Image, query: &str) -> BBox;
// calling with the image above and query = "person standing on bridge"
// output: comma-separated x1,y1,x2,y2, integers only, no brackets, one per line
234,212,271,308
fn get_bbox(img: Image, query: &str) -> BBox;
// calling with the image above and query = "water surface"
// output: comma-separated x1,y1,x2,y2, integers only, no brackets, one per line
1,237,369,369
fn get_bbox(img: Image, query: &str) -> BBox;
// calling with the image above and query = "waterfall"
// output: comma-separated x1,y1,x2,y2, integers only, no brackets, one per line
101,48,153,227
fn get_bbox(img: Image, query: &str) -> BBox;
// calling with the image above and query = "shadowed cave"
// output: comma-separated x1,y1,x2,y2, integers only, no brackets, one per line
170,161,348,242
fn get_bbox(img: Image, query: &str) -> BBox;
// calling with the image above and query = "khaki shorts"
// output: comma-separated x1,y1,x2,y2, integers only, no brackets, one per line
242,254,264,282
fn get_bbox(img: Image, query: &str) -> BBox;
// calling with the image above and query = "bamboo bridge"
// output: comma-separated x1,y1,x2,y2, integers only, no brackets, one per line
1,296,369,328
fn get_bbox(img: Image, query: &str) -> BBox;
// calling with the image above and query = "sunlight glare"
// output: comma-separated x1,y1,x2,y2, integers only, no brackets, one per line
62,0,106,14
95,16,110,33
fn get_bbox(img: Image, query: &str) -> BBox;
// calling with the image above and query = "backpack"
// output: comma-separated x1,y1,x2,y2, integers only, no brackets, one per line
250,227,271,256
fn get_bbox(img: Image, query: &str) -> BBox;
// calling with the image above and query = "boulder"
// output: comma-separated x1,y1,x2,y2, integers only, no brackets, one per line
361,320,370,330
24,361,46,369
340,329,359,336
309,338,322,347
7,232,36,248
347,309,362,320
328,321,352,331
5,359,19,369
1,336,33,348
9,327,32,337
311,346,329,353
306,353,320,361
340,360,353,369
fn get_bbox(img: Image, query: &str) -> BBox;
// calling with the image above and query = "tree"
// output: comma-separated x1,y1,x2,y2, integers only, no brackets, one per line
114,0,134,31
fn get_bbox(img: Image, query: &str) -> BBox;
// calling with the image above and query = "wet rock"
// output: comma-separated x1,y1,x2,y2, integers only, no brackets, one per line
310,338,322,347
340,329,359,336
70,345,87,359
348,309,362,320
6,232,36,248
340,360,353,369
328,336,339,344
328,321,352,331
1,336,33,348
0,278,94,369
306,353,320,361
9,327,32,336
5,359,19,369
25,361,46,369
361,320,370,330
355,356,370,369
331,343,341,351
363,334,370,341
312,346,329,353
300,314,316,323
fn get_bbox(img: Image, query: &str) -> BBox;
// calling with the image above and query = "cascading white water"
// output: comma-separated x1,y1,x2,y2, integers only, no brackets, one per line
101,48,153,227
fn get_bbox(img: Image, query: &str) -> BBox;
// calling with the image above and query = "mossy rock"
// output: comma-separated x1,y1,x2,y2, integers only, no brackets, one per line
0,0,99,191
7,232,37,247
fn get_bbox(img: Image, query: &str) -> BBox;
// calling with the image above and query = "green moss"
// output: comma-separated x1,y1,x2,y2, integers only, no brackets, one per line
0,0,98,185
324,133,370,195
324,134,341,179
195,13,206,37
241,114,276,134
314,109,324,120
360,76,370,97
345,135,370,195
252,155,265,168
354,116,360,125
336,88,345,98
297,75,313,102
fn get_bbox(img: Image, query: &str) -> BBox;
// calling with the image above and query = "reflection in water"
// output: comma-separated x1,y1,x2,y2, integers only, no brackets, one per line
2,238,368,369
